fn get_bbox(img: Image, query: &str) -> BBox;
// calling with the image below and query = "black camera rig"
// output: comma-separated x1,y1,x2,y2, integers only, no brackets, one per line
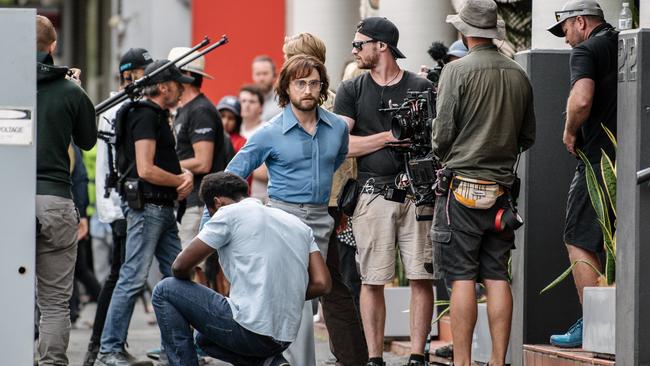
380,89,439,212
95,35,229,198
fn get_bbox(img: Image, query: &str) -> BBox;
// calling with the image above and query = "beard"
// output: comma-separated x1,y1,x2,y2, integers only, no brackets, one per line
290,96,318,112
355,51,379,70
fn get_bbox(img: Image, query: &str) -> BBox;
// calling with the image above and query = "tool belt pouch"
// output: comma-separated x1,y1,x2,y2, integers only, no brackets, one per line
123,178,144,210
337,178,360,217
452,176,504,210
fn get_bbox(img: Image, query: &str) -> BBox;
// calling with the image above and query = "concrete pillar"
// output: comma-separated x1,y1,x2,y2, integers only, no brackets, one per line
119,0,191,60
532,0,624,49
285,0,360,90
616,28,650,366
642,0,650,28
378,0,456,75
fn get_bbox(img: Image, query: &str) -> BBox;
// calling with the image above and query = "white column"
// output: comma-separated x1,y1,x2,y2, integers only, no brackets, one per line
377,0,456,74
532,0,624,49
641,0,650,28
119,0,191,60
285,0,360,89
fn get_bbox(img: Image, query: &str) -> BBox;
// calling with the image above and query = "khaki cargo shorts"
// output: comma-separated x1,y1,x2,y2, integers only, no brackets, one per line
352,193,433,285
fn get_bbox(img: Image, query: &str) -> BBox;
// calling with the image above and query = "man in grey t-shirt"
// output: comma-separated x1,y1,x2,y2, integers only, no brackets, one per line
152,172,331,366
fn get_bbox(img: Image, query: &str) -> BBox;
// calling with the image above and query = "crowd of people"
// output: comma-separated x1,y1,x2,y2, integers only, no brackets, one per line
32,0,618,365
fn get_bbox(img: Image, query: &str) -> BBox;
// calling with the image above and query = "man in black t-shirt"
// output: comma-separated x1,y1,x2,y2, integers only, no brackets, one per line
333,17,433,366
96,60,194,366
547,0,617,349
168,47,227,257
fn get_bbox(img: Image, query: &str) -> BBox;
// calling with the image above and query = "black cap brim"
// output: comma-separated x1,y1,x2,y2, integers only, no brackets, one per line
389,45,406,59
175,74,195,84
547,20,566,37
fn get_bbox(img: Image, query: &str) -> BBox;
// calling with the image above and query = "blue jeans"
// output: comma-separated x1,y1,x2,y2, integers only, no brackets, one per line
152,278,289,366
100,204,181,353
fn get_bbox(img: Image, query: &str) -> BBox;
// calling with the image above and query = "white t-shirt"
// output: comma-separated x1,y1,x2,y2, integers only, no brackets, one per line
197,198,319,342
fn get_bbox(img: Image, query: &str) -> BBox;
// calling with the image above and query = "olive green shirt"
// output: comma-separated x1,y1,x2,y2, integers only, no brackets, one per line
432,44,535,187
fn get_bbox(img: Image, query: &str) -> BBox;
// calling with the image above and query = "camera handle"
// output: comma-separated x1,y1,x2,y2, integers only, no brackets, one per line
402,154,433,221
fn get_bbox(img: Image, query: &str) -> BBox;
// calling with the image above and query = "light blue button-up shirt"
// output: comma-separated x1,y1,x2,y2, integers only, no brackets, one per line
226,106,349,204
197,198,319,342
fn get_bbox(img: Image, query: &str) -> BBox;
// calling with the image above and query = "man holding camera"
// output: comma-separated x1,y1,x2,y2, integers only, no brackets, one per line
546,0,617,348
334,17,434,366
431,1,535,365
152,172,331,366
96,60,194,366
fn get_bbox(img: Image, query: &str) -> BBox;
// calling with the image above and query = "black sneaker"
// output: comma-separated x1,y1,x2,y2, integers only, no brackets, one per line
434,343,453,358
82,344,99,366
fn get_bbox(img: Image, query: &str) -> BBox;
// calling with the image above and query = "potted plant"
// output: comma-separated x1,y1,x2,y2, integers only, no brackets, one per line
541,125,616,355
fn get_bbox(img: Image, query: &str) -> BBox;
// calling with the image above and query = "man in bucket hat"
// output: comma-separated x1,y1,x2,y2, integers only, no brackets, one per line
431,0,535,364
546,0,617,349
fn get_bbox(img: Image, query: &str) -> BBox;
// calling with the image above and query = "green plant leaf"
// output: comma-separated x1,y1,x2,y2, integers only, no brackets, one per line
601,150,617,216
577,150,610,234
432,306,450,325
601,123,618,150
540,260,604,294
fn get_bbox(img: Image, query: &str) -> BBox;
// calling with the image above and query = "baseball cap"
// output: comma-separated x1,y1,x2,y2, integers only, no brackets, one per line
143,59,195,85
356,17,406,59
119,48,153,72
447,40,468,59
547,0,605,37
216,95,241,118
167,47,214,79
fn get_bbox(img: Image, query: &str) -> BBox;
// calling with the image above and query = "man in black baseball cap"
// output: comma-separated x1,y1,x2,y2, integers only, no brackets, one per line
83,47,155,366
143,59,195,86
119,47,153,73
95,57,195,365
336,15,435,366
356,16,406,59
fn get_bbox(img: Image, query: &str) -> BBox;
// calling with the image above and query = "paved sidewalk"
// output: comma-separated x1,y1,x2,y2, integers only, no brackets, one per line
68,301,409,365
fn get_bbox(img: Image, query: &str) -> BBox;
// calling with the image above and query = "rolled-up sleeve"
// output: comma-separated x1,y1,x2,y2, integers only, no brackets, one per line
225,128,271,180
334,123,349,170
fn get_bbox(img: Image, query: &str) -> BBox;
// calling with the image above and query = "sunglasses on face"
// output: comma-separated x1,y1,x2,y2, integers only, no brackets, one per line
352,39,379,50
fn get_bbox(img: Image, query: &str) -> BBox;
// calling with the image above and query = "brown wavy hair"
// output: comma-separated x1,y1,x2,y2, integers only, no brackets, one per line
275,55,329,108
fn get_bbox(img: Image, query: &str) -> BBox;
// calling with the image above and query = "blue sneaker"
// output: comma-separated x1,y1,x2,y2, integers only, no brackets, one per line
550,318,583,348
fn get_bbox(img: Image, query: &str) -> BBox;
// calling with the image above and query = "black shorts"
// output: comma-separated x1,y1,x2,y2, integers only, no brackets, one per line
564,163,603,253
431,194,515,282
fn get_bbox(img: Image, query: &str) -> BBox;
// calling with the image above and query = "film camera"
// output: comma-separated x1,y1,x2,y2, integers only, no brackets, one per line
380,89,439,211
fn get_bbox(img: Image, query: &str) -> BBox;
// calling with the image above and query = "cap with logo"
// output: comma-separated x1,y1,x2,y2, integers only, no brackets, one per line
216,95,241,118
356,17,406,59
547,0,605,37
119,48,153,73
143,59,195,85
167,47,214,79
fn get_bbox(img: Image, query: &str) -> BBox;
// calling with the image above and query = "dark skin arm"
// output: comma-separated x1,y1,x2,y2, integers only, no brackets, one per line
306,251,331,300
172,236,333,300
172,237,215,280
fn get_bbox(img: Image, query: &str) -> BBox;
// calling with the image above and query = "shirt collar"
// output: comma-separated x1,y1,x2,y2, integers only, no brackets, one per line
468,44,498,54
281,106,332,134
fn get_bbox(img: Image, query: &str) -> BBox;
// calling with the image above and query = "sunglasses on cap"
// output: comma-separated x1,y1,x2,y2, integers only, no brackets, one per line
352,39,379,50
554,9,585,22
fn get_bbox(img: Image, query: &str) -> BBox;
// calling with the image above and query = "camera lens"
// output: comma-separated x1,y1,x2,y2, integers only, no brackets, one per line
391,116,412,140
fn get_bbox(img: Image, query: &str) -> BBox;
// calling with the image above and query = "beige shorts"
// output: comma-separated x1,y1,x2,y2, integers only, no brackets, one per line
352,193,434,285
